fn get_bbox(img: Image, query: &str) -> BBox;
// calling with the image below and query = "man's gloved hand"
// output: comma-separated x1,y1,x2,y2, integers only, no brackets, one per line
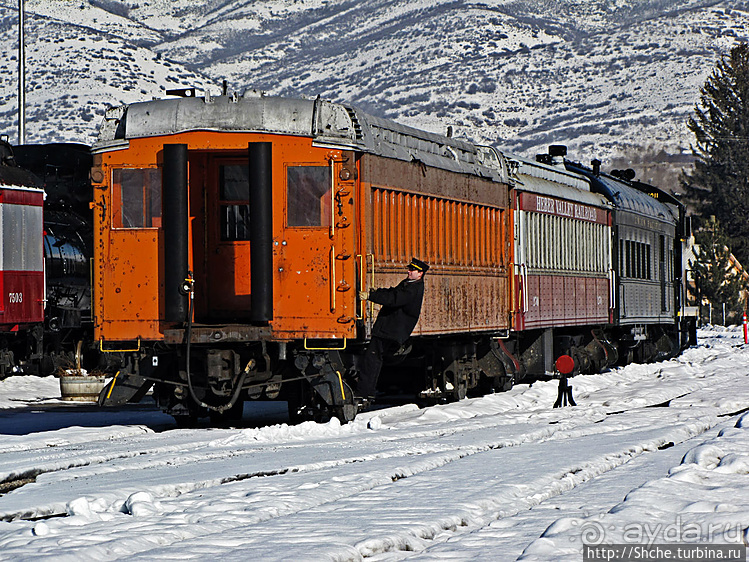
358,290,369,301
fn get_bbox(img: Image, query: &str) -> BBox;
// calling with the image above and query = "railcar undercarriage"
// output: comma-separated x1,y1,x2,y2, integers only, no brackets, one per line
98,318,692,425
98,338,359,425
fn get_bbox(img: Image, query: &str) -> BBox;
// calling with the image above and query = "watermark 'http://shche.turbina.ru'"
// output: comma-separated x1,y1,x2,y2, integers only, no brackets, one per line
583,543,746,562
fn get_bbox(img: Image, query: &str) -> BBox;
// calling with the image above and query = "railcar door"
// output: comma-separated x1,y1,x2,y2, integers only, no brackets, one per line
273,149,358,338
203,156,253,321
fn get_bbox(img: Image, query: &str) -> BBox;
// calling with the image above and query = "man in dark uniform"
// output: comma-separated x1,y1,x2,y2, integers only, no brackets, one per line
356,257,429,407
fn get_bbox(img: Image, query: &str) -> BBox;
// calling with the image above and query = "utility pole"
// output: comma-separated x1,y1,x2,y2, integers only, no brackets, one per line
18,0,26,145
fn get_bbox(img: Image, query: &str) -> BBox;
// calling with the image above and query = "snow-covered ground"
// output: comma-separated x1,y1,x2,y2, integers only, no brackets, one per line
0,328,748,560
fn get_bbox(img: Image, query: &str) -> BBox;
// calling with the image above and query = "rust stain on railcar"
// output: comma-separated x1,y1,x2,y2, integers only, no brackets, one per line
360,155,508,208
359,154,511,335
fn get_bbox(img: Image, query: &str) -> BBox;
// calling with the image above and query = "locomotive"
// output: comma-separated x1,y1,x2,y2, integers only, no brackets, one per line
0,138,94,378
92,92,696,424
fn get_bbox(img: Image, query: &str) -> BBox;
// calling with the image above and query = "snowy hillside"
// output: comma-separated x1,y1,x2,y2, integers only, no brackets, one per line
1,0,748,182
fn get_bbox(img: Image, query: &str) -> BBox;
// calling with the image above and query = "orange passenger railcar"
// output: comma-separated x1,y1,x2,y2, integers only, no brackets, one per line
94,94,513,422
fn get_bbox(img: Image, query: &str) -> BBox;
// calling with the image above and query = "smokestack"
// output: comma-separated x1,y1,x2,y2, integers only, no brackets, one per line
548,145,567,166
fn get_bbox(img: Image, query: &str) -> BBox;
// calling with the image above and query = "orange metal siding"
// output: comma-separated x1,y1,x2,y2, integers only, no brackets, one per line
93,132,359,343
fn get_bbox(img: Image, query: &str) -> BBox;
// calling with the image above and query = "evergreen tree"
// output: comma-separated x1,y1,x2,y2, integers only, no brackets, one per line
683,42,749,266
691,220,746,325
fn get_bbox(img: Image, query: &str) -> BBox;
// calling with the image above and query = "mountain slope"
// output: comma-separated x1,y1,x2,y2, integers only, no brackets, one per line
1,0,747,185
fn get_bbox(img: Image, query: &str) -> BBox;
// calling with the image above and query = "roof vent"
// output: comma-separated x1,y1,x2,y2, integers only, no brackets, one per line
166,88,196,98
548,144,567,166
611,169,636,181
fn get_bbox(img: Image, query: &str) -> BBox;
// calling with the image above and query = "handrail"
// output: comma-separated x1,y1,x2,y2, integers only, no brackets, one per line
330,246,336,312
520,263,529,313
356,254,365,320
368,253,375,320
329,159,336,240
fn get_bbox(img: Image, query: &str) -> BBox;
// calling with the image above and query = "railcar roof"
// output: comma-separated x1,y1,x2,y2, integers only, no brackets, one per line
94,93,508,183
507,154,611,209
564,162,678,224
0,163,43,191
593,175,677,224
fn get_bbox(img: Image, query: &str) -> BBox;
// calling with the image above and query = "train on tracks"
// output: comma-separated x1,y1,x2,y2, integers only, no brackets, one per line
1,92,697,423
87,92,696,424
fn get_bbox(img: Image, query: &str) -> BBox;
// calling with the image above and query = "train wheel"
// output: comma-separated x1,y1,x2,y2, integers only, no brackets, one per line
286,383,337,424
264,383,281,399
285,380,306,424
165,392,207,427
449,371,468,401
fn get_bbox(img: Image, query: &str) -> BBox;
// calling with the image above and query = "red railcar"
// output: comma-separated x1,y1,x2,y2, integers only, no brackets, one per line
0,139,45,377
507,152,616,376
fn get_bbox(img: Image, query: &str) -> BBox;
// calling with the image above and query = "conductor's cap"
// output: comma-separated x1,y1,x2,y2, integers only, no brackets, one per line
408,257,429,273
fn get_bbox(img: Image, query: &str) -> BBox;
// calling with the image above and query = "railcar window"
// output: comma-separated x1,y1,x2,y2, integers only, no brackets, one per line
619,238,653,280
3,204,43,270
219,164,251,241
637,243,644,279
543,214,550,269
552,217,559,270
659,235,667,311
625,240,632,278
567,218,573,270
524,211,609,275
584,222,590,272
112,168,162,228
287,166,331,227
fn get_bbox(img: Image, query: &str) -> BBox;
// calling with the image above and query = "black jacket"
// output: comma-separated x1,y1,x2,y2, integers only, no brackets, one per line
369,278,424,344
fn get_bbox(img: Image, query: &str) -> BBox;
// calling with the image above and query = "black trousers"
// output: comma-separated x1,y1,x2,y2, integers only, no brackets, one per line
358,336,399,399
